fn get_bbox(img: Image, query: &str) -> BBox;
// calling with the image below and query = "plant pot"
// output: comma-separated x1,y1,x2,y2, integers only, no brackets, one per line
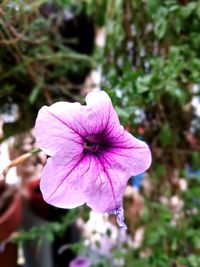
0,183,22,267
27,178,49,219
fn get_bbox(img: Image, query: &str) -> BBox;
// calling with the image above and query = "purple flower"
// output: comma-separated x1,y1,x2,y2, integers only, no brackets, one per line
69,256,91,267
35,91,151,228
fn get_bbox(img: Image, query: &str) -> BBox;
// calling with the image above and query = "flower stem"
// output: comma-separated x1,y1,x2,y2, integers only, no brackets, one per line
2,148,41,181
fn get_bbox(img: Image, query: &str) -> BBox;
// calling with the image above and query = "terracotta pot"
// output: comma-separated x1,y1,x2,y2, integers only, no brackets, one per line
28,178,49,219
0,184,22,267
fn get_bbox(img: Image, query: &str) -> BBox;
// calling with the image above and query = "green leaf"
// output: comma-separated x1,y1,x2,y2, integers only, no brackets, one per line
29,86,40,104
188,255,200,267
136,75,152,94
160,123,171,147
180,2,197,18
191,152,200,171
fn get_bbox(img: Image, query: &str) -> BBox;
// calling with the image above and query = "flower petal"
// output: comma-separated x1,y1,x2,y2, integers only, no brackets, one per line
87,92,151,175
85,134,151,212
35,102,84,156
69,256,91,267
40,148,86,208
84,90,120,135
35,91,118,156
106,130,152,177
84,153,128,213
40,147,128,213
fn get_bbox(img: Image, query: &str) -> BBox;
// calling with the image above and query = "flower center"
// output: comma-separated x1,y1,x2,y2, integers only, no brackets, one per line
84,136,99,153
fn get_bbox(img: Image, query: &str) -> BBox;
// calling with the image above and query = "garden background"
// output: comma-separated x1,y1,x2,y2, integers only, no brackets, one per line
1,0,200,266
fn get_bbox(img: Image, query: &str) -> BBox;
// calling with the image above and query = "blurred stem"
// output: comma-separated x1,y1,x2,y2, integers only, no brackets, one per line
1,0,8,8
0,52,95,81
2,148,41,181
0,18,22,61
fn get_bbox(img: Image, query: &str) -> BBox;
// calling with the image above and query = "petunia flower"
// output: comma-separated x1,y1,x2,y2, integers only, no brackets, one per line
69,256,91,267
35,91,151,229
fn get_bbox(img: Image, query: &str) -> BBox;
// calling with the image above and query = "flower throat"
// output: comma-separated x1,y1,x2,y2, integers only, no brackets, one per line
84,138,99,152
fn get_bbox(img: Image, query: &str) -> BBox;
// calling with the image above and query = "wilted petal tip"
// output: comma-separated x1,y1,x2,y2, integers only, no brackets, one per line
108,206,127,230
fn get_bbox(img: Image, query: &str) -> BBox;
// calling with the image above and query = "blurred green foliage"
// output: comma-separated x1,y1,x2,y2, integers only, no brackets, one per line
0,0,95,139
1,0,200,266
